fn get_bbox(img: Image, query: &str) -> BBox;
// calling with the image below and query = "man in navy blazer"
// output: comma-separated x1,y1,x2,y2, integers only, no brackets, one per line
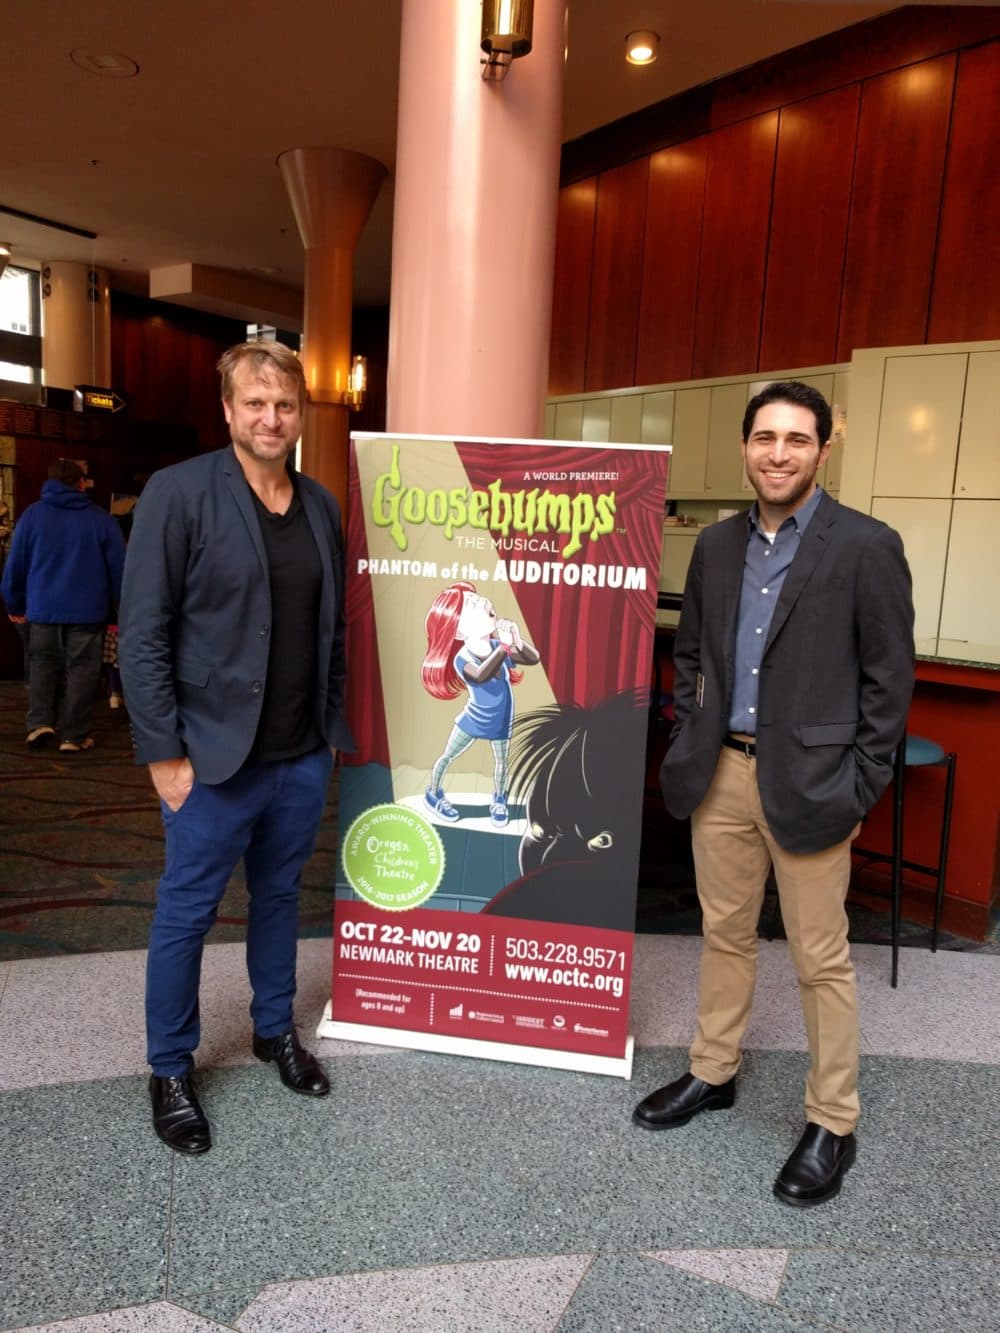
120,340,353,1156
633,381,914,1206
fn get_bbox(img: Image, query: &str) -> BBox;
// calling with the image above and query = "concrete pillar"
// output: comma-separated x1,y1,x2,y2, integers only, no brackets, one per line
279,148,386,508
41,261,111,390
387,0,567,438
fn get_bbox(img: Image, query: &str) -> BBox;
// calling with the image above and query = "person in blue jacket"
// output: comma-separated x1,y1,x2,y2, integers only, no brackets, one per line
1,458,125,752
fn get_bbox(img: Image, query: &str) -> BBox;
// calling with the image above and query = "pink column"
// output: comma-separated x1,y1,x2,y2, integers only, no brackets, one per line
279,148,386,509
387,0,567,438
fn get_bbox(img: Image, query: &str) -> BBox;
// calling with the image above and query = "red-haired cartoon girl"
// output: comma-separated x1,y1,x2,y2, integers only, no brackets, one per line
421,581,540,828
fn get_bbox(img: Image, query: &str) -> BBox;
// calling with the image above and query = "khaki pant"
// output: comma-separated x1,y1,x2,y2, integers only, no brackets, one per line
688,744,860,1135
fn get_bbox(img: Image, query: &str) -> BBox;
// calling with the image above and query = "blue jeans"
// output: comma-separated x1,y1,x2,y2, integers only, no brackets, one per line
26,622,104,741
146,746,334,1076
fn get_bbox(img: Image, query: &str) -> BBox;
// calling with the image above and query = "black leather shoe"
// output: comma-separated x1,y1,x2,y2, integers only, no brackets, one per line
633,1072,736,1130
774,1123,856,1206
253,1028,330,1096
150,1074,211,1155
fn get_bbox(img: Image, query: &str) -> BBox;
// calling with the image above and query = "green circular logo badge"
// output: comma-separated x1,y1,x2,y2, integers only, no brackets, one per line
342,804,445,912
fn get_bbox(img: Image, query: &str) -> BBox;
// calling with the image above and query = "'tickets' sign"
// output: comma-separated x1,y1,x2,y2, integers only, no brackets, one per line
318,434,669,1078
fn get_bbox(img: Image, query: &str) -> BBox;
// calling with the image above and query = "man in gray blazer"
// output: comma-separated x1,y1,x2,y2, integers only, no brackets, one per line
633,381,914,1206
120,340,352,1156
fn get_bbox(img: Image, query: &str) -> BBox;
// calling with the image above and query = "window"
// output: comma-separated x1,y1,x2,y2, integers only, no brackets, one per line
0,265,42,383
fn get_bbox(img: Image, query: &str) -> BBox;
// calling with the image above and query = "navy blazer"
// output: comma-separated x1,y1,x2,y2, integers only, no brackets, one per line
119,445,353,784
660,492,915,854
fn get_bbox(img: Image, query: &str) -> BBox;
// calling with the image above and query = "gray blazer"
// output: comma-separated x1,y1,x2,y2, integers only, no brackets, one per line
119,445,353,785
660,492,914,854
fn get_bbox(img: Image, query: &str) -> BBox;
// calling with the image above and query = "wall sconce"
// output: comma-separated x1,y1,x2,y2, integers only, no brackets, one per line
0,242,10,280
342,354,367,411
481,0,534,82
625,30,660,66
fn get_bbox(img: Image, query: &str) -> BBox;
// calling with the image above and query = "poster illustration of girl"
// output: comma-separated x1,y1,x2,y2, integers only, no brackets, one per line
421,581,540,828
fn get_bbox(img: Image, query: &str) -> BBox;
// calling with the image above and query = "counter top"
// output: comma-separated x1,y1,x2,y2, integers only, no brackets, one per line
915,658,1000,692
655,615,1000,687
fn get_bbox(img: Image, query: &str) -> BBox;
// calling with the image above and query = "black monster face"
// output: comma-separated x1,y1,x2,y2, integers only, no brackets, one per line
519,767,616,874
510,693,647,880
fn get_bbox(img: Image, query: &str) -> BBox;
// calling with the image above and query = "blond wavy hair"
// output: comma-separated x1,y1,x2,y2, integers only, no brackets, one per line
217,341,306,406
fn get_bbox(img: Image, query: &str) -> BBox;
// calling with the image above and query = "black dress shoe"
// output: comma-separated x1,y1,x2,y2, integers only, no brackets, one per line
633,1071,736,1130
774,1123,856,1206
253,1028,330,1096
150,1074,211,1155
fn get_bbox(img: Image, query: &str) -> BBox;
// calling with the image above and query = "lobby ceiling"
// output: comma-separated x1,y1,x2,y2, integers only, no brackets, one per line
0,2,978,313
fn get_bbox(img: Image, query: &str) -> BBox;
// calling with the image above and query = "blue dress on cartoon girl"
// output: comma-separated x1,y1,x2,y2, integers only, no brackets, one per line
453,641,515,740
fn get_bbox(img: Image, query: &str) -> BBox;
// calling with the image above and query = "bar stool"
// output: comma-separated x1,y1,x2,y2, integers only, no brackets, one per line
853,735,957,988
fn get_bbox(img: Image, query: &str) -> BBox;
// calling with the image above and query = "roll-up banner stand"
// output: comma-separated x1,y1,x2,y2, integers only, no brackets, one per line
317,434,670,1078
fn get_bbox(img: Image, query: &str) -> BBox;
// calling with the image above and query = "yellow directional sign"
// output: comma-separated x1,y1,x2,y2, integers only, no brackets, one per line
74,384,126,413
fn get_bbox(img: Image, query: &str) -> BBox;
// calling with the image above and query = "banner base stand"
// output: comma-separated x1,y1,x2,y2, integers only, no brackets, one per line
316,1002,634,1080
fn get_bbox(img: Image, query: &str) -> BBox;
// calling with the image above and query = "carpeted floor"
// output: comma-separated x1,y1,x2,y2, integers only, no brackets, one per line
1,681,996,963
0,681,340,961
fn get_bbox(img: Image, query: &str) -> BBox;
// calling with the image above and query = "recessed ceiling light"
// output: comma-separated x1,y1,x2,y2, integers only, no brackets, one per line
70,49,140,78
625,30,659,66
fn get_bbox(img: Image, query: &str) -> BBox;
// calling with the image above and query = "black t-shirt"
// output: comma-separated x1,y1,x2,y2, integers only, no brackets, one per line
249,483,324,761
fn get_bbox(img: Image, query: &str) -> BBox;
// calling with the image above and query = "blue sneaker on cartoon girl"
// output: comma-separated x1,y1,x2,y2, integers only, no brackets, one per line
424,786,460,822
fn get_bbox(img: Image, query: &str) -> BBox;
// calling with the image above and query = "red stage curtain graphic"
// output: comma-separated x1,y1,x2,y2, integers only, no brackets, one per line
344,455,391,767
457,443,665,707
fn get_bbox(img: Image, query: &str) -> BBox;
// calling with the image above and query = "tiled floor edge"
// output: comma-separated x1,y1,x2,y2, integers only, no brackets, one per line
7,1242,999,1329
549,1251,597,1327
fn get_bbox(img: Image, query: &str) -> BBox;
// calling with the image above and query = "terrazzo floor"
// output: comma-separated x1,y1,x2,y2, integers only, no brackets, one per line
1,935,998,1332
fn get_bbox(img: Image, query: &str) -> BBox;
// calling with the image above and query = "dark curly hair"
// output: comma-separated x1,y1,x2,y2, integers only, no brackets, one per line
742,380,832,447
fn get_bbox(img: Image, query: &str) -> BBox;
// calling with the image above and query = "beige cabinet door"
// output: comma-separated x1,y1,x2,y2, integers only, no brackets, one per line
705,383,749,495
581,397,612,443
872,354,966,498
871,497,950,657
938,499,1000,664
824,370,850,495
799,375,834,488
661,388,708,495
640,389,675,444
610,393,643,445
553,400,584,441
954,351,1000,499
659,528,700,595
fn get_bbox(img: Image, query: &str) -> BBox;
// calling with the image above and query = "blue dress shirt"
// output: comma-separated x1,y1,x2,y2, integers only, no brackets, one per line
727,487,824,736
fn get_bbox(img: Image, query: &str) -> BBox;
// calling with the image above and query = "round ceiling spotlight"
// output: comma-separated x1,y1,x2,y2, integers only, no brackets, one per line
625,30,659,66
70,49,140,78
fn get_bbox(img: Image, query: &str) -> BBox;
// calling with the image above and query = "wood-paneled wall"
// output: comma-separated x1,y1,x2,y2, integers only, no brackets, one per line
585,159,648,390
110,294,390,462
928,40,1000,344
111,292,246,457
692,113,778,378
551,9,1000,395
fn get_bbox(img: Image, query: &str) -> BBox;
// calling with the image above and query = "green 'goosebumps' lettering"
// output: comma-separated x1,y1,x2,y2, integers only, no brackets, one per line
372,443,406,549
370,444,617,558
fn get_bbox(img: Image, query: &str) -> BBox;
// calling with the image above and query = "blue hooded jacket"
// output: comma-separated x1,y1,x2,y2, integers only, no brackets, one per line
1,480,126,624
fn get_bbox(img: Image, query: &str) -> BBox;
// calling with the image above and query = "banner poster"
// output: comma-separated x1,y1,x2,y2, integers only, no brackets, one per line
318,433,670,1078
